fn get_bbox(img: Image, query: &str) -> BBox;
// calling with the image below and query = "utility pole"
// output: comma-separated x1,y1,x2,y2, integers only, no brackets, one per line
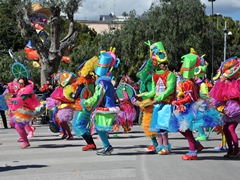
223,21,227,61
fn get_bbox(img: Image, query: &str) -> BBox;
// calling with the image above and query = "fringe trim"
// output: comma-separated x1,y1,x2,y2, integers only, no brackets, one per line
141,105,157,138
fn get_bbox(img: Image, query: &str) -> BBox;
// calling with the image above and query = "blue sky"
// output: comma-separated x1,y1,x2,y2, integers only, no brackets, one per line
203,0,240,21
75,0,240,21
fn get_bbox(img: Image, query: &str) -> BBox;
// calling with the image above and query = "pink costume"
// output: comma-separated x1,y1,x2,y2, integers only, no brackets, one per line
210,79,240,158
117,90,136,133
7,80,40,148
46,87,75,140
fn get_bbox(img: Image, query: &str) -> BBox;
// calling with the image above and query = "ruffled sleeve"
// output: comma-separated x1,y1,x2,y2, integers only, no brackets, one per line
83,83,104,108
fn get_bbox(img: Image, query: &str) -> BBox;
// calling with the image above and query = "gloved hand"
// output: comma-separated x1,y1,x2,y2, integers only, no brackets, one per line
21,94,32,100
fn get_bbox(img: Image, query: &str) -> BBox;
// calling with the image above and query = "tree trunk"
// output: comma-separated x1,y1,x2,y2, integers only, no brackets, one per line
16,4,78,86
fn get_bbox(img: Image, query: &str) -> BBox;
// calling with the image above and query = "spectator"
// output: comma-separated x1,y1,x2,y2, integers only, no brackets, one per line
34,84,41,94
0,82,8,128
40,77,54,100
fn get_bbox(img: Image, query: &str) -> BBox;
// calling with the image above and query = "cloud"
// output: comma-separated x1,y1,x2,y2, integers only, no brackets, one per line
202,0,240,15
74,0,240,21
75,0,151,20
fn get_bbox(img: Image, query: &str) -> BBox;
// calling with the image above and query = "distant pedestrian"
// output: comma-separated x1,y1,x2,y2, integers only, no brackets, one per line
0,82,8,128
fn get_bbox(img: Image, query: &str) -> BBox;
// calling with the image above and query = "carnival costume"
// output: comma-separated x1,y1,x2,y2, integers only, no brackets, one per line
83,50,120,155
194,54,209,141
210,68,228,151
135,50,157,152
70,57,98,151
115,83,137,133
6,78,40,148
172,50,222,160
137,42,176,155
209,57,240,158
46,71,76,140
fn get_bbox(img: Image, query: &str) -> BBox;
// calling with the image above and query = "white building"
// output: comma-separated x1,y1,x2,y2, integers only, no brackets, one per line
77,12,129,34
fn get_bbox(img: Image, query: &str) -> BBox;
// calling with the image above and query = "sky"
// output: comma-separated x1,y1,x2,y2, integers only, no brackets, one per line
75,0,240,21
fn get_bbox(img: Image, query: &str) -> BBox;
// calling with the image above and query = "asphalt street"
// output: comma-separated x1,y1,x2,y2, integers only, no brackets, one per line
0,123,239,180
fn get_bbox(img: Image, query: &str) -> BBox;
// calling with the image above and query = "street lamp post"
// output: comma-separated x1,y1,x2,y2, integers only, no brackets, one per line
223,21,227,61
215,13,221,30
223,21,232,61
211,13,221,29
208,0,216,82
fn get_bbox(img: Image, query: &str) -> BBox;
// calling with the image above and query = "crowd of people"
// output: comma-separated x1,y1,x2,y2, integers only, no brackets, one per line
0,42,239,160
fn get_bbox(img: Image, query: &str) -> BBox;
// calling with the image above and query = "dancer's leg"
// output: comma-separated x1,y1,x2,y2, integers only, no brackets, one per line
9,119,15,128
25,124,35,137
59,121,67,139
82,132,96,151
157,134,163,146
82,132,95,144
180,129,197,160
223,122,234,155
97,130,110,147
0,110,8,128
222,132,227,147
15,124,30,148
151,137,158,147
60,121,73,139
181,130,203,152
195,127,207,141
96,130,113,155
180,130,195,151
158,130,171,155
228,122,239,155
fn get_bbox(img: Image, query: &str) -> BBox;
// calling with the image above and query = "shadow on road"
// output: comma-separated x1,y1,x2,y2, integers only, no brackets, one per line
32,144,82,149
0,164,48,172
29,137,82,142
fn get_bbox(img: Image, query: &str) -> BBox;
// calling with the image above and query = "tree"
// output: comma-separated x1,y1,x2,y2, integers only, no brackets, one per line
16,0,83,85
59,21,99,75
206,16,240,64
0,52,15,83
98,0,213,81
0,0,26,51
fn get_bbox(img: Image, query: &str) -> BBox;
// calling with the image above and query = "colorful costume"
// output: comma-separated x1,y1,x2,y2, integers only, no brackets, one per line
83,50,120,155
209,57,240,158
7,80,40,125
70,57,98,151
6,78,40,148
46,71,76,140
194,54,209,141
211,68,228,150
115,83,137,133
140,42,176,155
172,50,222,160
135,53,157,152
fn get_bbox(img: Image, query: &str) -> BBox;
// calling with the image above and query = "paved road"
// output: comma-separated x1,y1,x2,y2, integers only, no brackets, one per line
0,124,239,180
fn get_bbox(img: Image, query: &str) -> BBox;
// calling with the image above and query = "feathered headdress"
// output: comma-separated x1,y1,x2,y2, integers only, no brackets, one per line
81,56,98,77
